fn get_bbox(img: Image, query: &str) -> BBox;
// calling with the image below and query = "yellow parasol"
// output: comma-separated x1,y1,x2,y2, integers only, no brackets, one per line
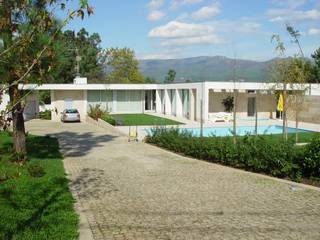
277,94,283,112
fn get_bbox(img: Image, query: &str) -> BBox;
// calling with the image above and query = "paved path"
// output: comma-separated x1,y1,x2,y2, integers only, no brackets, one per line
26,120,320,240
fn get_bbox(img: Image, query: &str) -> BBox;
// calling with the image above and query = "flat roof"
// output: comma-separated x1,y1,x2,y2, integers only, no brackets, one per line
19,82,320,95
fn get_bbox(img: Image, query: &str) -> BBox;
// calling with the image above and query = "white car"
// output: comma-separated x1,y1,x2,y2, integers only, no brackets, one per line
61,109,80,122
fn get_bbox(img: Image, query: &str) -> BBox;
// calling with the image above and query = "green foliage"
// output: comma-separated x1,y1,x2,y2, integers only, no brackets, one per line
0,132,78,239
88,104,106,120
101,114,116,126
27,163,45,178
311,48,320,83
164,69,176,83
48,28,105,83
221,96,234,112
144,76,157,83
105,47,144,83
146,128,320,181
39,110,51,120
302,137,320,178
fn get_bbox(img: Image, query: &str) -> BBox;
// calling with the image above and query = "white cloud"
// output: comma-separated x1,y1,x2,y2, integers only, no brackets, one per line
148,10,166,21
147,0,164,9
308,28,320,36
160,35,227,46
149,21,214,38
191,3,220,20
140,48,183,59
271,0,307,9
267,8,320,22
170,0,203,10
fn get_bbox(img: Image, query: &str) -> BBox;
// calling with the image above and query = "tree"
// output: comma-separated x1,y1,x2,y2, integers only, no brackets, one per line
144,77,157,83
311,48,320,82
0,0,93,154
165,69,176,83
104,47,144,83
271,25,308,142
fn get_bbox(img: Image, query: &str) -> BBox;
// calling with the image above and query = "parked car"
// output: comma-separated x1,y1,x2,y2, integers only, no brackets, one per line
61,109,80,122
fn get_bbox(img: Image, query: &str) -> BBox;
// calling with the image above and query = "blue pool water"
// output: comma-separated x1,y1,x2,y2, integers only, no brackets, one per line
180,125,312,137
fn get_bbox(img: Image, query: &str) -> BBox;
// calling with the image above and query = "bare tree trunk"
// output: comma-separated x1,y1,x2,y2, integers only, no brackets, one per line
2,2,27,154
233,89,237,144
283,88,288,141
255,93,258,135
9,84,26,154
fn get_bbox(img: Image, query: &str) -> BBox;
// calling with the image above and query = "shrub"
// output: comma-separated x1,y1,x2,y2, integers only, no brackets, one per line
101,113,116,126
146,128,303,180
302,137,320,178
88,104,106,120
39,110,51,120
27,163,46,178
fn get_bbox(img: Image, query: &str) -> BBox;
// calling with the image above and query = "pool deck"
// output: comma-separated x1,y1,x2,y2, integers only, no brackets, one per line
115,113,320,141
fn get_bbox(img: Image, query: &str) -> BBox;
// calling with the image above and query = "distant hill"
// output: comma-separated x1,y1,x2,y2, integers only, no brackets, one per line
139,56,276,83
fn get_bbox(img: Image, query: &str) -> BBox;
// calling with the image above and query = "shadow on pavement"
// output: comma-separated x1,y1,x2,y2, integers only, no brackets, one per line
50,131,117,157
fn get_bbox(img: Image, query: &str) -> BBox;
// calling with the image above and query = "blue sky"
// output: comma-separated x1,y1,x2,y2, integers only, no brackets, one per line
60,0,320,61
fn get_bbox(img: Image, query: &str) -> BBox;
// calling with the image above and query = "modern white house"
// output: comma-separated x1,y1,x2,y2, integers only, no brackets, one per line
1,77,320,124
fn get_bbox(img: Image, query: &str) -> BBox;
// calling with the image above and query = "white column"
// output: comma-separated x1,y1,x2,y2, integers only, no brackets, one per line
189,89,195,121
83,90,87,120
155,89,162,113
164,89,172,115
142,90,145,113
175,89,183,117
202,83,209,123
112,90,117,113
195,88,201,122
50,90,57,122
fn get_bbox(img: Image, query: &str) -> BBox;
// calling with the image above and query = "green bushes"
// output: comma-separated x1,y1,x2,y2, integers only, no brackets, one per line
146,128,320,181
302,137,320,178
88,104,116,125
39,110,51,120
101,114,116,125
88,104,106,120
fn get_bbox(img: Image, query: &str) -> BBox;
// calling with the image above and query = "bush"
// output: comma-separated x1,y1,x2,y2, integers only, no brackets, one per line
27,164,46,178
302,137,320,178
101,114,116,125
39,110,51,120
88,104,106,120
146,128,304,180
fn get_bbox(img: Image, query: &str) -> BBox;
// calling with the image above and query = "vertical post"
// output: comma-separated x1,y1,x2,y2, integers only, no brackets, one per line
200,99,203,137
233,89,237,144
255,93,258,135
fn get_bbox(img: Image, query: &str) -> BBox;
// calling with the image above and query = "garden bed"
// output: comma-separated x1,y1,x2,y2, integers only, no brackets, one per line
146,128,320,186
0,132,78,239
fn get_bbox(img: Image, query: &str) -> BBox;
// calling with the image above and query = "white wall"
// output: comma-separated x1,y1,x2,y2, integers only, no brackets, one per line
0,91,10,113
51,90,86,122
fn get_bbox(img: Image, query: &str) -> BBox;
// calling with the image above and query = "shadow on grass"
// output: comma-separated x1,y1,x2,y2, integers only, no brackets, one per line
50,131,117,157
26,135,63,159
0,176,77,240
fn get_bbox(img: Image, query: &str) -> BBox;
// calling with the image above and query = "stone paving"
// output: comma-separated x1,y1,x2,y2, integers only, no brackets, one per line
26,120,320,240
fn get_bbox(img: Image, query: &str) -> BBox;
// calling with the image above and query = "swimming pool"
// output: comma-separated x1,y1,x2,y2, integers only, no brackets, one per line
177,125,313,137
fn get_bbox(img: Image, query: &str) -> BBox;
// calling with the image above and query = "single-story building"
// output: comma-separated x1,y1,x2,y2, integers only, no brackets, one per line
1,77,320,123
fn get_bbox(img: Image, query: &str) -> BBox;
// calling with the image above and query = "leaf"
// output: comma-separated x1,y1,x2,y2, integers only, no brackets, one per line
77,9,84,19
60,3,66,10
87,5,94,16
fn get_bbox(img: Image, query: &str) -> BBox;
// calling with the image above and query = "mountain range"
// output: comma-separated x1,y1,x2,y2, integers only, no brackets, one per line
139,56,276,83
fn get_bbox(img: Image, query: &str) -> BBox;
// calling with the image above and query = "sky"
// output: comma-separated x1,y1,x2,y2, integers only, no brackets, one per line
59,0,320,61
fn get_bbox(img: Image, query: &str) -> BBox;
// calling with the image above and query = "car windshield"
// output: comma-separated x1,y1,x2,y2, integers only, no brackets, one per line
65,109,78,114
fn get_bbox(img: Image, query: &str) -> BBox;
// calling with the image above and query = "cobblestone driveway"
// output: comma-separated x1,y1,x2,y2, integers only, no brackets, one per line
26,120,320,240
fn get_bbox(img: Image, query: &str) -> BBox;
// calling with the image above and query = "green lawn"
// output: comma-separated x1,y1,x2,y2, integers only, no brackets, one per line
111,114,182,126
240,132,320,143
0,132,78,240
